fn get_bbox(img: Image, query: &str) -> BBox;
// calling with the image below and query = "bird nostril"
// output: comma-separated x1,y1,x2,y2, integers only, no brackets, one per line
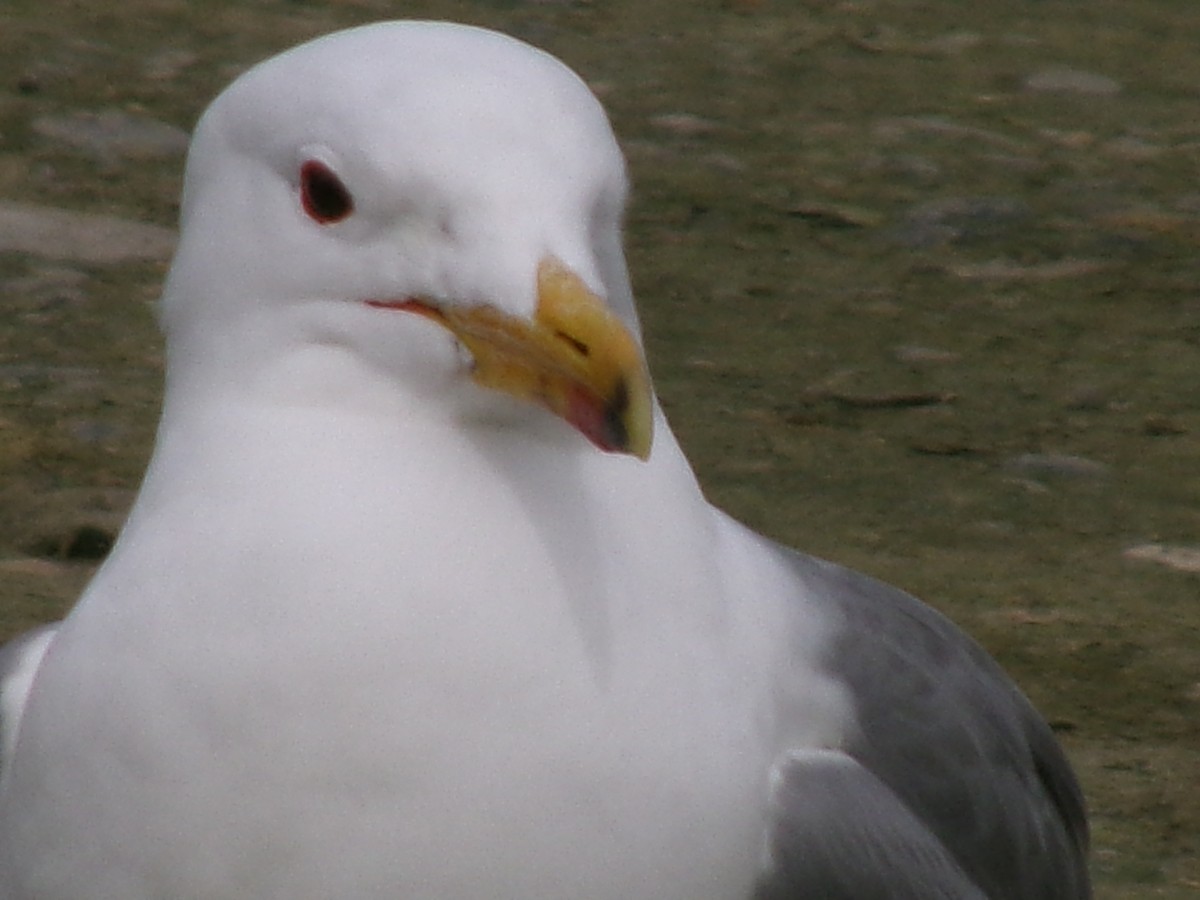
554,331,590,357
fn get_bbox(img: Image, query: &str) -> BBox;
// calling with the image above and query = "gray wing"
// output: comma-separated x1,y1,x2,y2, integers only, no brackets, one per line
755,548,1090,900
0,624,58,783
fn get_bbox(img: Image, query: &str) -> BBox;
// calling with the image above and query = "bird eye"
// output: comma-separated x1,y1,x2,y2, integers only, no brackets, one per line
300,160,354,224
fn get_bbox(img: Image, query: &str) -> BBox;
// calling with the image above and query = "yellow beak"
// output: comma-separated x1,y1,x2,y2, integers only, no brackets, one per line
382,258,653,460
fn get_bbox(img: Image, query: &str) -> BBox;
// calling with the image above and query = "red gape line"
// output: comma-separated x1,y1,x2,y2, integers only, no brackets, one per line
364,298,443,322
364,299,620,455
563,383,619,454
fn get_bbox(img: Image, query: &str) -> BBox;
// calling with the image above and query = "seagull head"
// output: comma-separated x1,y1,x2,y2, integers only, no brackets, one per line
161,21,652,459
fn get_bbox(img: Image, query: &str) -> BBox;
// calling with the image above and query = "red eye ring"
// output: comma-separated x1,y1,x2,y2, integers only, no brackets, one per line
300,160,354,224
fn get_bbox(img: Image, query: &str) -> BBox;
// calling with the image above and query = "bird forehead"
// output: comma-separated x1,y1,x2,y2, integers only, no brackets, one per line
228,22,605,140
208,22,617,198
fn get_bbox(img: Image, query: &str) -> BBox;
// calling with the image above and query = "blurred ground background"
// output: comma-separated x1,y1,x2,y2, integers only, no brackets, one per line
0,0,1197,896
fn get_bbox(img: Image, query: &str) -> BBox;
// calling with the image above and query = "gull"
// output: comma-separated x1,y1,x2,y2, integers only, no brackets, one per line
0,20,1089,900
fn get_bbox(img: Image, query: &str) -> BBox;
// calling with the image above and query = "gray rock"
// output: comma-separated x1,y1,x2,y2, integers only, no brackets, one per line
891,196,1032,248
0,364,100,388
922,31,983,55
1124,544,1200,574
1060,383,1111,411
863,153,942,185
33,109,189,162
0,201,175,263
873,115,1030,152
893,344,960,365
1101,136,1162,161
946,258,1109,281
1142,414,1187,436
24,522,116,562
1024,67,1121,96
1005,453,1110,480
648,112,720,137
69,420,126,445
141,49,199,82
3,265,90,307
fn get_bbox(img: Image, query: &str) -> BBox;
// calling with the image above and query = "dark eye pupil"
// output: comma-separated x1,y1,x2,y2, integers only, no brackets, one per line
300,160,354,224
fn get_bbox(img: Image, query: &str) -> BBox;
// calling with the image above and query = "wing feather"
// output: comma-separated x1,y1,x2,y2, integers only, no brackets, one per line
755,548,1089,899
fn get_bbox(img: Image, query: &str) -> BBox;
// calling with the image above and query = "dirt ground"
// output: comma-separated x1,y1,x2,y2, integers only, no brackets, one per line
0,1,1197,896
